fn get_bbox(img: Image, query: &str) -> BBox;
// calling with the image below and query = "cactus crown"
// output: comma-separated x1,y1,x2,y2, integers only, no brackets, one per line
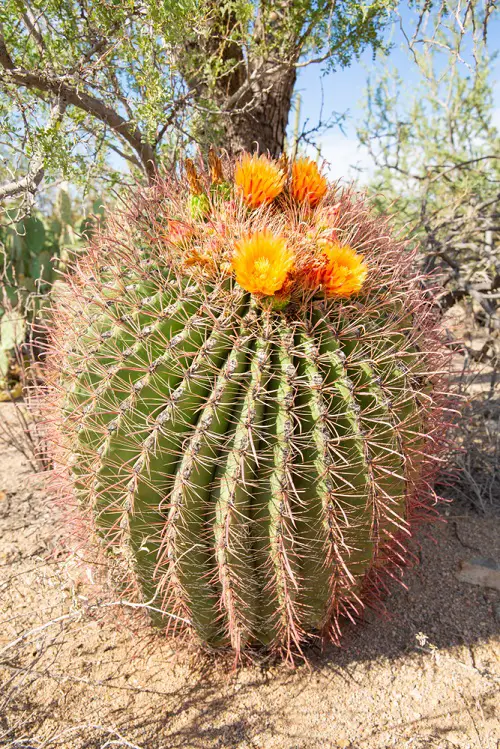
143,150,368,309
41,150,450,662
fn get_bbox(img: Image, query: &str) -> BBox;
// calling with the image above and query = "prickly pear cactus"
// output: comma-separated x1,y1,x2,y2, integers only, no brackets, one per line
42,151,450,659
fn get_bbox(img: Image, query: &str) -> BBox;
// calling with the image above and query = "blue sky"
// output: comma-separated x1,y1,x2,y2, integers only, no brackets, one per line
293,9,500,182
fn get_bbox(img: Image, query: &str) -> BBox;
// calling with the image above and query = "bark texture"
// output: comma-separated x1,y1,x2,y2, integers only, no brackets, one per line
175,3,299,157
222,64,297,156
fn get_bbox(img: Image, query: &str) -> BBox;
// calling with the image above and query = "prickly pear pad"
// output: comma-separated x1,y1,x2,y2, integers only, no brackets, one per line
40,152,451,662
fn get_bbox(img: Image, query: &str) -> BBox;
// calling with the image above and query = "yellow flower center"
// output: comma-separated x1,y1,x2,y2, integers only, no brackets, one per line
254,257,271,278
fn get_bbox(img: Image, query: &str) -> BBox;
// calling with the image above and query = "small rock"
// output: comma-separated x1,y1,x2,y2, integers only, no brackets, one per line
456,558,500,591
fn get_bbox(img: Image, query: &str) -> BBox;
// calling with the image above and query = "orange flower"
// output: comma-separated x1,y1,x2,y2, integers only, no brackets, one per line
232,230,294,296
291,158,328,207
308,242,367,298
234,154,285,208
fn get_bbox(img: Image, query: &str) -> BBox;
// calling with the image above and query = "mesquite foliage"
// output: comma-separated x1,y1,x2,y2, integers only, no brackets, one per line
41,154,450,659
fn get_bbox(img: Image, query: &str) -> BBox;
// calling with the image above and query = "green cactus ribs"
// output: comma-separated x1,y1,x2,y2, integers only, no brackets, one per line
55,268,429,655
42,152,449,661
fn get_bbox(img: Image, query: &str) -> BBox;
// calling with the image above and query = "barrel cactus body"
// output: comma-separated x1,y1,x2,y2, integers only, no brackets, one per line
43,152,449,659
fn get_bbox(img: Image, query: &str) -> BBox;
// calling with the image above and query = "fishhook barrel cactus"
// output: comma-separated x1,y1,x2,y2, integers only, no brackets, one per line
42,150,450,660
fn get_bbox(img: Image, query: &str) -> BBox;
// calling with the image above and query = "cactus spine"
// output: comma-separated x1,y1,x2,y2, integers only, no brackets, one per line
42,152,449,659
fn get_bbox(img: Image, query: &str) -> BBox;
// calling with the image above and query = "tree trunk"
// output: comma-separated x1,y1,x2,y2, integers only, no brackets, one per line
174,3,298,158
221,64,297,156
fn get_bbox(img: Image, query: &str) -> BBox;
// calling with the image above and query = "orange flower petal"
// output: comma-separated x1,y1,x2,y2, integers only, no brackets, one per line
304,242,367,298
291,158,328,207
232,229,294,296
234,154,285,208
321,243,367,297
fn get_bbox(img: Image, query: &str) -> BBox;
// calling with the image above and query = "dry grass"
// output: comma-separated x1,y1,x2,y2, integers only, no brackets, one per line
437,325,500,516
445,391,500,515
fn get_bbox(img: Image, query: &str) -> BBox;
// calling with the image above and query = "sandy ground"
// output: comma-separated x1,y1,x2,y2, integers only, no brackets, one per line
0,402,499,749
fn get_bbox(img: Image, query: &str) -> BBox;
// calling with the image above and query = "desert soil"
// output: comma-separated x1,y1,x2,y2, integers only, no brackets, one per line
0,402,499,749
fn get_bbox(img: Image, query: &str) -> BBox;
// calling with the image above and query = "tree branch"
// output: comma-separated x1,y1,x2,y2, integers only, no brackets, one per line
0,95,66,204
0,154,44,202
20,0,47,58
0,32,157,180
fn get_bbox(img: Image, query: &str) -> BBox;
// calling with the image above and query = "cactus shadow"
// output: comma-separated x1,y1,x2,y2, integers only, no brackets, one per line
77,514,499,749
307,512,500,670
